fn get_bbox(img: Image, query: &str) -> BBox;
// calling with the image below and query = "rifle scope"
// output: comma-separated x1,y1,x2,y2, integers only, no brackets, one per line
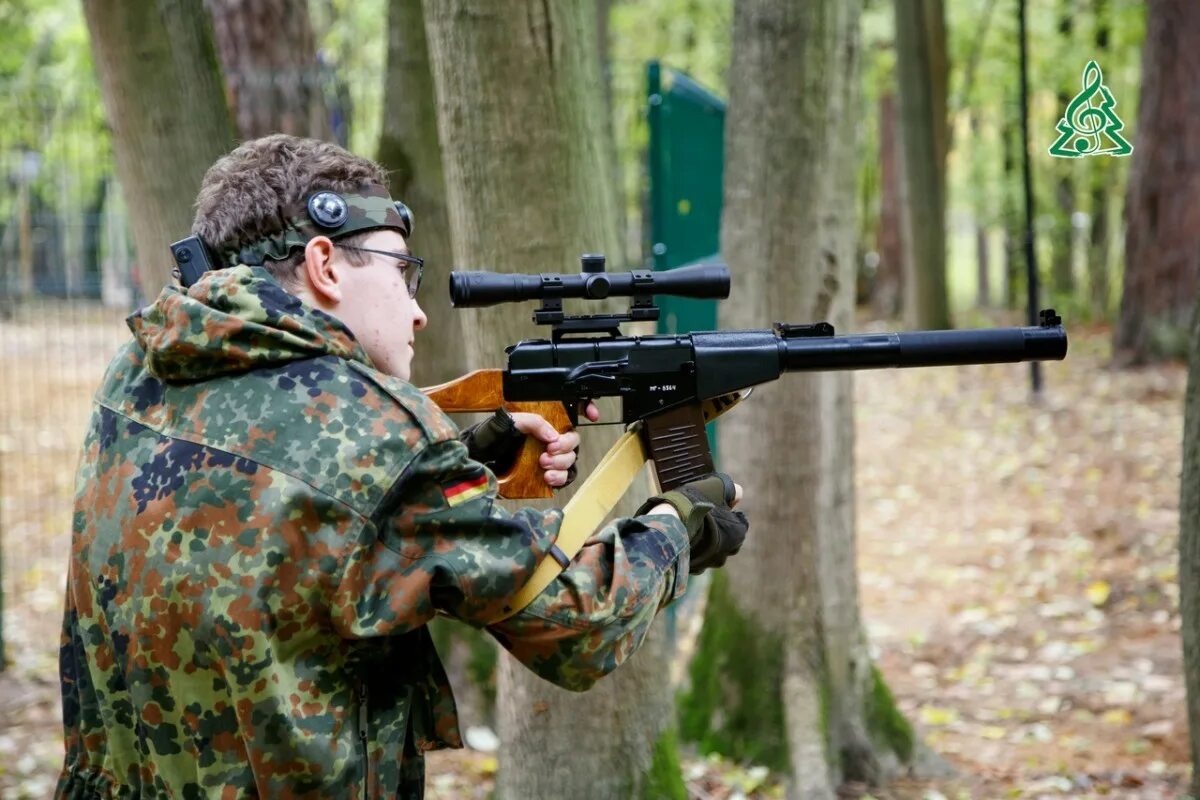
449,255,730,308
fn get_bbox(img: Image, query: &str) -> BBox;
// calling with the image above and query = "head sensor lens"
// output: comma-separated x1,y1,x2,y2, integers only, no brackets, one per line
308,191,349,228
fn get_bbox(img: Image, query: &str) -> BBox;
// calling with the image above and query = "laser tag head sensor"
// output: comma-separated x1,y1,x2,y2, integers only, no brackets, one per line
307,191,349,228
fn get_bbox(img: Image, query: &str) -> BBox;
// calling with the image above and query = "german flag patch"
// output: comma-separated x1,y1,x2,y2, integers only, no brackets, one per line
443,472,489,507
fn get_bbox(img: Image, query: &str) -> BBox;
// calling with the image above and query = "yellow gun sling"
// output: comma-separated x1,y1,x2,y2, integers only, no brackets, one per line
486,392,745,624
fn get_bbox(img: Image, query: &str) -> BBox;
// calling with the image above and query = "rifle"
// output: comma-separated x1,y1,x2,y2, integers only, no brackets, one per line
423,255,1067,498
421,255,1067,620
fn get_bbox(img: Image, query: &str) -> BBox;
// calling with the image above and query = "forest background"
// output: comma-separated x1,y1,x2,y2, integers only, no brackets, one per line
0,0,1196,798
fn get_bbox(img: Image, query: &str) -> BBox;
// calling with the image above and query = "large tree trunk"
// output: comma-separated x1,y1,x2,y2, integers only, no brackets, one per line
379,0,485,734
1180,292,1200,799
204,0,332,141
1114,0,1200,363
378,0,463,388
423,2,684,797
679,3,922,795
84,0,237,301
894,0,950,330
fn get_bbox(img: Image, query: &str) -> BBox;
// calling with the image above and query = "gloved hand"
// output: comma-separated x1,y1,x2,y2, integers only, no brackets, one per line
636,472,748,574
459,409,528,475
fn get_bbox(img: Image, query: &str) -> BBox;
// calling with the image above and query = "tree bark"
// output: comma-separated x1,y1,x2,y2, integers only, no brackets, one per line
1087,0,1112,317
1050,0,1076,297
1001,92,1023,310
1179,291,1200,799
679,2,923,795
423,2,683,797
894,0,950,330
379,2,489,730
968,112,990,308
84,0,237,301
975,223,990,308
378,0,464,387
873,92,905,319
204,0,332,141
1114,0,1200,363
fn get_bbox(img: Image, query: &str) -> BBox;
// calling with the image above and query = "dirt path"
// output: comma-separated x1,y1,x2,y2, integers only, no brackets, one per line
855,322,1188,797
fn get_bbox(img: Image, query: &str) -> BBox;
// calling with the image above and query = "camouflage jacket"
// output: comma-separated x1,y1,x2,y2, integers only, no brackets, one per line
57,266,690,799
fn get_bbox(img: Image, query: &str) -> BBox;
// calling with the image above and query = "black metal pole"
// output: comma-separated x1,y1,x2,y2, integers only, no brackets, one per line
1018,0,1043,394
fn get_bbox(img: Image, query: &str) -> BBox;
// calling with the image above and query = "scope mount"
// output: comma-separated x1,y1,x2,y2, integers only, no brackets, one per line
534,256,661,340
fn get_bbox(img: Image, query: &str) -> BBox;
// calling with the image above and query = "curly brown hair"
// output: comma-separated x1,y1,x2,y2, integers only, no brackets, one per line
192,134,388,286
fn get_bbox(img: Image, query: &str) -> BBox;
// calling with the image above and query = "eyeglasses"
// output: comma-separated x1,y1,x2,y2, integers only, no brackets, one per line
337,245,424,298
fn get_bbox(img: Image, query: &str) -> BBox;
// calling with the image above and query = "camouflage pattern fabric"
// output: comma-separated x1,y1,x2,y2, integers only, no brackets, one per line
57,265,690,799
220,184,410,268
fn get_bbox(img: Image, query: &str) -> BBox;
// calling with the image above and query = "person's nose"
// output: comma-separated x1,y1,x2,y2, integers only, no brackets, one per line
413,300,428,331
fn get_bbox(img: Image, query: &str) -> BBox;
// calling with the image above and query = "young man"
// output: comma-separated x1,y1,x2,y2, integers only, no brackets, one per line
57,135,747,798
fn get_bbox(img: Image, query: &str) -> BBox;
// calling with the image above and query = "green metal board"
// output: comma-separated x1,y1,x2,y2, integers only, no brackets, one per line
646,61,726,336
646,61,726,462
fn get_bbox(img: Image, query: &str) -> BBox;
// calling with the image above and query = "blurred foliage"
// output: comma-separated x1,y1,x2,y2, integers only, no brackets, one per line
0,0,109,229
309,0,387,156
857,0,1147,320
0,0,1152,312
609,0,732,266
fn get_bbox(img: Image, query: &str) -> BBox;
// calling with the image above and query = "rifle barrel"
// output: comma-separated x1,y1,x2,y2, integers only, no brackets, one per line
780,324,1068,372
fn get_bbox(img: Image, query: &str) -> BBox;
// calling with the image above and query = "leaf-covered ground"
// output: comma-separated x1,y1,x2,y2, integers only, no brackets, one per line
0,318,1189,798
852,319,1187,799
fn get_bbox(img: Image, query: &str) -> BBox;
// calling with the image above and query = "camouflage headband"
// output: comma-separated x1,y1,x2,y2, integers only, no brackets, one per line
221,184,413,267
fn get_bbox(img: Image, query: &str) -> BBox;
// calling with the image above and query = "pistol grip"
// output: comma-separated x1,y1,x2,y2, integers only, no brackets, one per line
493,400,573,500
421,370,574,500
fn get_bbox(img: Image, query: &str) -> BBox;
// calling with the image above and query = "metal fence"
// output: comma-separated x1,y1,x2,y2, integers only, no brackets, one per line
0,50,674,674
0,72,137,672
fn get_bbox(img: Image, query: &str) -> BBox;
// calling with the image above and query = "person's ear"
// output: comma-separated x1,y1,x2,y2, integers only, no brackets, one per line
302,236,341,305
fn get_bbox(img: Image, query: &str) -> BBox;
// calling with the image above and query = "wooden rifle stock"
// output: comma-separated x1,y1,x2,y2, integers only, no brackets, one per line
421,369,573,499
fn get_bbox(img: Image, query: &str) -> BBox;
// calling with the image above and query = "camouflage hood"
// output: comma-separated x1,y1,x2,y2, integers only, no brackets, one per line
129,265,371,382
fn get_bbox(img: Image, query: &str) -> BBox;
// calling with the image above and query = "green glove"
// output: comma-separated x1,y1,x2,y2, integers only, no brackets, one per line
459,409,526,474
636,473,748,574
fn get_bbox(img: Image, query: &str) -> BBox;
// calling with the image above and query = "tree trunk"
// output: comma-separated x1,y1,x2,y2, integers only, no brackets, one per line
423,2,684,797
894,0,950,330
204,0,332,141
680,3,922,795
84,0,237,300
968,112,991,308
377,0,464,387
1002,93,1023,310
595,0,630,267
1179,291,1200,799
873,92,904,319
1114,0,1200,363
976,223,990,308
1087,0,1112,317
1050,0,1076,297
379,1,490,731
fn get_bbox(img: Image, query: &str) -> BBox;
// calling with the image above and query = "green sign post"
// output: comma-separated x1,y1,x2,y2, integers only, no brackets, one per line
646,61,726,457
646,61,726,336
